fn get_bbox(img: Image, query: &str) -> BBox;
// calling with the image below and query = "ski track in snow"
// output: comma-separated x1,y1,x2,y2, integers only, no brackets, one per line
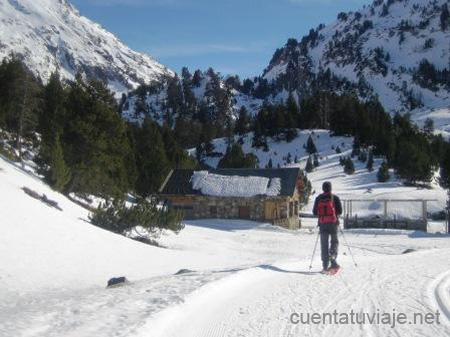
140,251,450,337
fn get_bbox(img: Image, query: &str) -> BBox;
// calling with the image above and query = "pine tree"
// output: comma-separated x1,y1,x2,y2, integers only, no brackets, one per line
377,161,390,182
313,153,320,167
305,156,314,173
235,106,249,135
63,77,134,197
423,117,434,137
367,150,374,172
134,119,171,197
439,147,450,189
441,4,450,31
344,158,355,175
306,135,317,154
218,143,257,169
267,158,273,168
48,133,71,192
1,57,40,159
36,72,67,175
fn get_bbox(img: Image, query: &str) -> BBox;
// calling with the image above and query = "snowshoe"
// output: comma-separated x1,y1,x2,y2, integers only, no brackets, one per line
327,265,341,275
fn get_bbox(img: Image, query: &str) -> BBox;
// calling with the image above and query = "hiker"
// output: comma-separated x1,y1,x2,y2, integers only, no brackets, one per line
313,181,342,273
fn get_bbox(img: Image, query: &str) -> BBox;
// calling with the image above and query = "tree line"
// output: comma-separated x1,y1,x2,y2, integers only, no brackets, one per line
0,57,197,201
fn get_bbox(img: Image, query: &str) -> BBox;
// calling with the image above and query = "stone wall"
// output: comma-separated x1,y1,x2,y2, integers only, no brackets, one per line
191,196,267,220
166,195,301,230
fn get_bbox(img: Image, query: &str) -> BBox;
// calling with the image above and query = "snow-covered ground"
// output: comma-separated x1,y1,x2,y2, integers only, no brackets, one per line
195,129,447,218
1,147,450,336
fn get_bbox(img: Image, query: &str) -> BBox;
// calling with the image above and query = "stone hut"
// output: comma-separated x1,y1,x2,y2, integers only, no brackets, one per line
158,168,305,229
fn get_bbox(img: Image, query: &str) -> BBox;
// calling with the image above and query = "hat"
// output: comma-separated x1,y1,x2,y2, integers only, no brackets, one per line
322,181,332,193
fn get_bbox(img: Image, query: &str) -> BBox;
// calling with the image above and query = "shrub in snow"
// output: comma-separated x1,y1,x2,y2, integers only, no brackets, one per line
305,156,314,173
306,136,317,154
367,151,374,172
344,158,355,175
313,154,320,167
377,161,390,182
89,199,184,239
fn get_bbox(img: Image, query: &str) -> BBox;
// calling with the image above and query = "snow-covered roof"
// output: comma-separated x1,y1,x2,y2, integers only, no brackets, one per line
191,171,281,198
159,168,300,198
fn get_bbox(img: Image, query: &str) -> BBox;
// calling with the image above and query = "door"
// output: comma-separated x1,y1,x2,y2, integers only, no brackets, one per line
265,202,276,220
239,206,251,220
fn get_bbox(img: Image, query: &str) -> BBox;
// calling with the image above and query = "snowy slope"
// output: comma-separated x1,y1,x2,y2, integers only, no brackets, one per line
194,129,447,218
264,0,450,114
1,152,450,336
0,0,172,93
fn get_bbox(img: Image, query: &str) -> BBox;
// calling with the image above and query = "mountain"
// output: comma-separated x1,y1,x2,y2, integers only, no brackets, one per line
0,0,173,93
260,0,450,114
122,68,262,125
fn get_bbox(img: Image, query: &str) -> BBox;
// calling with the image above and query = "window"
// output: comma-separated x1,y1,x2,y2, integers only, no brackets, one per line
289,202,294,217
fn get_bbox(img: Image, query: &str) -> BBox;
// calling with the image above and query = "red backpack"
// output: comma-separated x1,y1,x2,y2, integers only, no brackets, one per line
317,193,338,225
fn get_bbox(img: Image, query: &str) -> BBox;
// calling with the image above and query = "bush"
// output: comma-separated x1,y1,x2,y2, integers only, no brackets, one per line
344,157,355,175
377,161,390,182
90,199,184,239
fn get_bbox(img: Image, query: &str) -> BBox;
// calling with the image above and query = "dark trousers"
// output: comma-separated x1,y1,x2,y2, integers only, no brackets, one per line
320,223,339,269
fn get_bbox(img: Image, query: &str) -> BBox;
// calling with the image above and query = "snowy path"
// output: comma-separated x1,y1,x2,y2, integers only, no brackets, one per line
142,249,450,337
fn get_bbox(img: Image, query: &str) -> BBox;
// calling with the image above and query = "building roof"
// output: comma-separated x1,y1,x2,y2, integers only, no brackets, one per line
159,168,300,197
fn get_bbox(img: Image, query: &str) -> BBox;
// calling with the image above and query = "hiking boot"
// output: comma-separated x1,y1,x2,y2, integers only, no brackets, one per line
330,257,339,268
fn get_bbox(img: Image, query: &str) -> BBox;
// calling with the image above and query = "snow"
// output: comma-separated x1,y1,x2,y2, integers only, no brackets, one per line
1,154,450,336
193,129,447,218
0,0,173,94
263,0,450,116
191,171,281,197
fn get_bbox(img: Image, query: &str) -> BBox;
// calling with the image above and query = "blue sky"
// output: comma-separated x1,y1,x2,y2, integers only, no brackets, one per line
71,0,372,79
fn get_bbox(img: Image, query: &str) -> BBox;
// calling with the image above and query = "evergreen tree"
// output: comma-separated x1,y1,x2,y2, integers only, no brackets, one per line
235,106,249,135
367,150,374,172
192,69,203,87
306,135,317,154
218,143,257,169
48,133,71,192
313,153,320,167
0,57,40,159
134,119,171,197
63,77,133,197
439,146,450,189
377,161,390,182
36,72,67,175
441,4,450,30
344,157,355,175
305,156,314,173
267,158,273,168
423,117,434,137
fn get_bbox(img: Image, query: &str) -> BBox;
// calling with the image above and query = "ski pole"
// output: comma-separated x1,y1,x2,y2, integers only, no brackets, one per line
309,231,320,270
338,225,358,267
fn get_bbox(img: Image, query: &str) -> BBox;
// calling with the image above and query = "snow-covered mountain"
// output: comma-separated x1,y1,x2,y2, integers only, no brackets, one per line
262,0,450,114
0,0,173,93
122,69,263,125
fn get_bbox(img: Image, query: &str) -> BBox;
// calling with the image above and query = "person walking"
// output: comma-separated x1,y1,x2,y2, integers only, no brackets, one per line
313,181,342,273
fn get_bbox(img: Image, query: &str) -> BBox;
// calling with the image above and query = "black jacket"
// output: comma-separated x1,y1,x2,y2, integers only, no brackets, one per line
313,193,343,217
